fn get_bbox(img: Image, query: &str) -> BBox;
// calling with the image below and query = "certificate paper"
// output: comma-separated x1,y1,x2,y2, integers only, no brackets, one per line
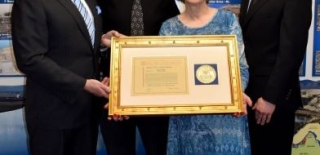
132,56,188,95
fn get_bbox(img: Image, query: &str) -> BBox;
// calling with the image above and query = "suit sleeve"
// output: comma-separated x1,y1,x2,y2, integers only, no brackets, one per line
262,0,312,105
11,0,86,104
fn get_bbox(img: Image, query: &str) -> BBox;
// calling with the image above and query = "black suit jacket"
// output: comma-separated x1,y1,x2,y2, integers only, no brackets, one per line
11,0,102,129
97,0,180,76
239,0,312,109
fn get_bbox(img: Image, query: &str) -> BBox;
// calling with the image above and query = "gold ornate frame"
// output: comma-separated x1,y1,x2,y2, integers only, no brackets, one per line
108,35,243,115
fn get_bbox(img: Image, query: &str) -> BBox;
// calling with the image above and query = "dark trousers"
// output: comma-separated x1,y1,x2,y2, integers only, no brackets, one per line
100,111,169,155
27,124,94,155
247,106,295,155
91,99,105,155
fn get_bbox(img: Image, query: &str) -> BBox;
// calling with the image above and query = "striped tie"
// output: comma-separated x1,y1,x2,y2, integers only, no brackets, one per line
72,0,95,46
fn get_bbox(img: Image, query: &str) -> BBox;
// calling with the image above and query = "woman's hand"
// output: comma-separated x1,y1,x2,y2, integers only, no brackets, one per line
242,93,252,115
104,103,130,121
233,93,252,117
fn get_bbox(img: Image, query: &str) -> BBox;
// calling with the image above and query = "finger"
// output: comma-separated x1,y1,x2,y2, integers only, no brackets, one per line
118,116,123,121
246,97,253,107
242,94,252,107
118,33,126,37
99,90,109,99
101,33,107,39
112,31,124,38
106,30,114,37
107,87,111,94
113,114,127,121
266,115,272,124
114,31,121,37
255,111,259,121
113,114,119,121
256,117,261,125
104,103,108,109
255,112,262,124
234,112,245,117
114,114,123,121
124,116,130,120
252,103,257,110
99,85,111,99
260,115,267,125
102,84,111,93
101,77,109,85
242,105,248,115
107,116,112,121
98,86,110,98
233,112,241,117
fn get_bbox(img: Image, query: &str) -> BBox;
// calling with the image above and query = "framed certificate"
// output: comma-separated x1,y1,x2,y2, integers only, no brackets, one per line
108,35,243,115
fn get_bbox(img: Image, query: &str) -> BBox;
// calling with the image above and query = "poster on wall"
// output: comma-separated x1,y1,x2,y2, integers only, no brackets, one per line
312,0,320,76
0,40,22,76
0,0,18,76
292,80,320,154
208,0,241,17
0,0,25,103
300,57,306,77
0,1,12,39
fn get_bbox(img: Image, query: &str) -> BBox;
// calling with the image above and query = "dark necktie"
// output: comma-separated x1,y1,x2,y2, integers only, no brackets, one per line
131,0,144,36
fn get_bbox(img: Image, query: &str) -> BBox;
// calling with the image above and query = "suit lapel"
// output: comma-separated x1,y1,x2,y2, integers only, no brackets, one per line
240,0,250,26
57,0,92,48
243,0,269,28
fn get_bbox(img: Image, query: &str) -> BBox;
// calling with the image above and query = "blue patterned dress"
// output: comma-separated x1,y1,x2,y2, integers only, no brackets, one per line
159,9,251,155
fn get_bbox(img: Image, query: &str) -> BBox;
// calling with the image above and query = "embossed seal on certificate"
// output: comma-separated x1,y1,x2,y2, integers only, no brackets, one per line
194,64,218,85
194,64,219,85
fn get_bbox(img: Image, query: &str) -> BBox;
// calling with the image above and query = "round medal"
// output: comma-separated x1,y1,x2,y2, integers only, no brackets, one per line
196,65,217,84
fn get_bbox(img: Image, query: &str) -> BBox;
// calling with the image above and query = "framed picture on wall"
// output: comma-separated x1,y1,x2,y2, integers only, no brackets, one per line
0,40,23,77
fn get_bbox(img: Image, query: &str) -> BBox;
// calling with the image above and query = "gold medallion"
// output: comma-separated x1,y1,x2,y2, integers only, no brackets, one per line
196,65,217,84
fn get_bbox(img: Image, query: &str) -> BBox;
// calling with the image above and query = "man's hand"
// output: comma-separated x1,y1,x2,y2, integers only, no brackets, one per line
101,77,130,121
253,97,276,125
101,77,109,86
84,79,110,99
101,30,125,48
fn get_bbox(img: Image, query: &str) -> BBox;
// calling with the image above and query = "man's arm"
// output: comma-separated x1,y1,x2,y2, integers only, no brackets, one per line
262,0,312,105
11,0,90,103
